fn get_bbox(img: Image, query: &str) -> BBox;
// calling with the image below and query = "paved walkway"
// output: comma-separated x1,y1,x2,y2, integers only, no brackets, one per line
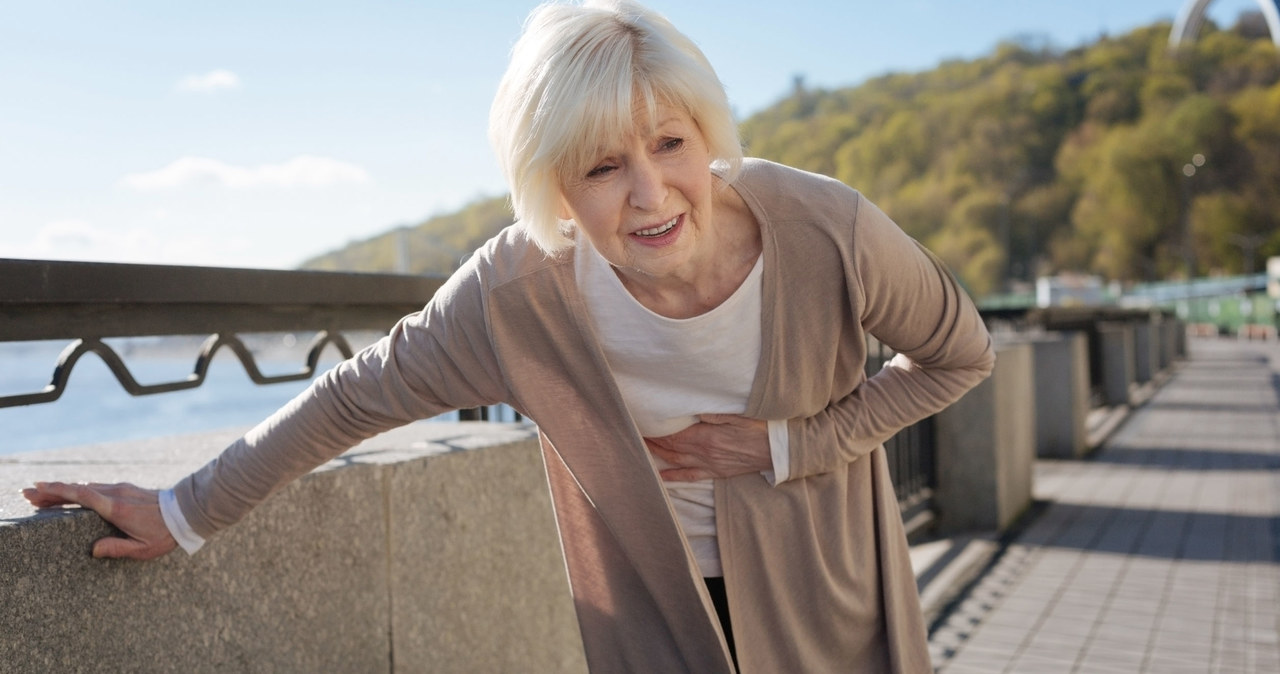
928,337,1280,673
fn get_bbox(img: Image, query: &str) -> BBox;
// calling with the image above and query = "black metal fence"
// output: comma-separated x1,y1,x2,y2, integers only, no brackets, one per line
865,336,936,537
2,258,937,529
0,258,444,409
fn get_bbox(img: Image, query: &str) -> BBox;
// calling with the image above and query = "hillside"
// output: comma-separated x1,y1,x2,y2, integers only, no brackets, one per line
300,194,514,275
304,14,1280,297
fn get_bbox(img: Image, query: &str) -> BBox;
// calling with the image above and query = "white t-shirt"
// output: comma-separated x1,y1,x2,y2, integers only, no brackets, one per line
575,236,789,577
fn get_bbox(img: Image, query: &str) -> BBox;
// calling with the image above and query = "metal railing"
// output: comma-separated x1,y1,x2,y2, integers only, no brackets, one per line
866,336,937,536
0,258,445,409
2,258,938,528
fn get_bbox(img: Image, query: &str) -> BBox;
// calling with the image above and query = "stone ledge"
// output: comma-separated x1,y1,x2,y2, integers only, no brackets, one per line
1,421,587,673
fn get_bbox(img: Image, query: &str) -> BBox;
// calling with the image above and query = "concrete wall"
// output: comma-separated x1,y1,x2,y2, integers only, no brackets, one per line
0,423,587,674
933,340,1036,534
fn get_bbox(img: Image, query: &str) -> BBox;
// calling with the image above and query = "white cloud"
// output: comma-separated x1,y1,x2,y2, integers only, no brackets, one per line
6,219,142,263
2,218,250,268
28,219,104,252
175,69,241,93
119,156,372,191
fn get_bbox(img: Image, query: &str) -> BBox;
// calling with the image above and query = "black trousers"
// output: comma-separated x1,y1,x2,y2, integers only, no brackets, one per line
703,576,738,667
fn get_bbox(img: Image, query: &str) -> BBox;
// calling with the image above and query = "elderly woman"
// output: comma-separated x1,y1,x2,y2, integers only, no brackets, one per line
26,1,993,671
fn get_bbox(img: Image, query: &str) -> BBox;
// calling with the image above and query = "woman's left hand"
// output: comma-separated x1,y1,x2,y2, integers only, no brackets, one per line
644,414,771,481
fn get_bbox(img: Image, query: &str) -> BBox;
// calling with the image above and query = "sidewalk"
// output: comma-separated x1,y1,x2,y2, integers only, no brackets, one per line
925,337,1280,673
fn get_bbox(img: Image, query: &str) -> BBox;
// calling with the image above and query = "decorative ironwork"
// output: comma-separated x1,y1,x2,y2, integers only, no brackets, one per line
0,332,354,409
1,257,444,410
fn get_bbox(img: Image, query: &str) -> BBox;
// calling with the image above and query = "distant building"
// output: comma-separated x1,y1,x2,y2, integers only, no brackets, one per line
1036,274,1107,307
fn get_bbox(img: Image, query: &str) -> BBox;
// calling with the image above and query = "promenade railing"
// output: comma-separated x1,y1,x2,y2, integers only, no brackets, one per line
867,336,937,536
2,257,936,529
0,258,444,409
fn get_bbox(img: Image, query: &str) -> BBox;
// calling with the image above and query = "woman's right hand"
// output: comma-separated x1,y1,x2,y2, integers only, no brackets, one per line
23,482,177,560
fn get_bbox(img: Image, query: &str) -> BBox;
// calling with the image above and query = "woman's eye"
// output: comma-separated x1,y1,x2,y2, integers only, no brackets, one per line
586,164,616,178
659,137,683,152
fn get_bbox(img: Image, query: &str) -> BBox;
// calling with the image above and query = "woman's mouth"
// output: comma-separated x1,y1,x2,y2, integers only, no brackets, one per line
634,216,679,238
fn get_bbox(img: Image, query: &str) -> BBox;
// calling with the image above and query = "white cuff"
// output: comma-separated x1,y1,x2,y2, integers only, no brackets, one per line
159,488,206,555
762,419,791,486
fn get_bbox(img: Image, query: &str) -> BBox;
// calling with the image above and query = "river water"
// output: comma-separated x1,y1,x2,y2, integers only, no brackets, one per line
0,336,517,456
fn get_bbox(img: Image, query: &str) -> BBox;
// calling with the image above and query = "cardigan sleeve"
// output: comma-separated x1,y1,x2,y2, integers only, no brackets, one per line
784,195,994,480
172,255,511,539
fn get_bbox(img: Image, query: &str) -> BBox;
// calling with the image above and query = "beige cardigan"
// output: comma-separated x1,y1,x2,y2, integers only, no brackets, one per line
175,159,995,673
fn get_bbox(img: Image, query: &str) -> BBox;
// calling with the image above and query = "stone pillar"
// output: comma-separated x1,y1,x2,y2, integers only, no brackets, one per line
1152,312,1169,372
1165,314,1186,366
1029,331,1090,459
1098,322,1134,407
1132,319,1155,384
934,340,1035,534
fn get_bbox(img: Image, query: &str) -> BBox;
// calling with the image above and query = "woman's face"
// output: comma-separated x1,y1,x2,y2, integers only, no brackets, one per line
558,102,715,288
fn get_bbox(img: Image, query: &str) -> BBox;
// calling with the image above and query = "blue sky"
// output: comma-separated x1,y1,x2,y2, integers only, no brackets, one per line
1,0,1266,269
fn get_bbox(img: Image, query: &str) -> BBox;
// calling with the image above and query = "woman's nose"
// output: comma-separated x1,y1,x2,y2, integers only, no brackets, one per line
628,158,667,211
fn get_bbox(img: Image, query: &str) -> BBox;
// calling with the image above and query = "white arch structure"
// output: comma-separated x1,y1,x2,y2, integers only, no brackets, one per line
1170,0,1280,48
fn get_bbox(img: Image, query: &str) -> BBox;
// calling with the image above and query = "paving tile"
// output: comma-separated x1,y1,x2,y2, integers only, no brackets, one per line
1095,611,1167,634
1155,616,1218,636
1006,663,1073,674
1254,653,1280,671
1081,640,1147,658
936,662,1000,674
981,611,1045,630
1036,618,1098,639
1145,655,1213,672
1076,650,1145,672
1072,660,1137,674
1007,652,1077,673
1049,592,1092,608
945,650,1015,670
1044,601,1105,619
993,596,1052,614
1148,638,1214,658
1242,628,1280,645
965,632,1034,653
1106,597,1166,613
1083,634,1148,654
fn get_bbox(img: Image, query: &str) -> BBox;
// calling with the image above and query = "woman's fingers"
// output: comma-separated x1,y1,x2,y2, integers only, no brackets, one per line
23,481,89,509
92,535,167,561
645,415,771,481
21,485,73,508
24,481,115,516
659,466,711,482
23,481,177,560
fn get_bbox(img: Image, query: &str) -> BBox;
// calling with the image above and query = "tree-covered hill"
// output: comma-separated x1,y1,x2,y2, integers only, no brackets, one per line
305,14,1280,298
742,16,1279,295
300,194,513,275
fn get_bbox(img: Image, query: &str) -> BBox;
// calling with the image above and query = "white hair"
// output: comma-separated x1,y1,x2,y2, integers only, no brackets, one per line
488,0,742,255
